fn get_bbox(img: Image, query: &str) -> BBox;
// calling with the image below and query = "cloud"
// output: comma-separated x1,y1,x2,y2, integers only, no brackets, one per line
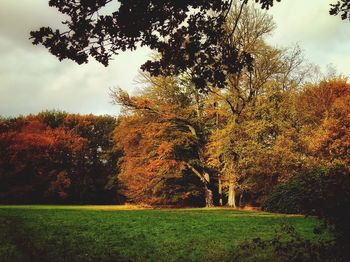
267,0,350,75
1,0,349,117
0,0,150,117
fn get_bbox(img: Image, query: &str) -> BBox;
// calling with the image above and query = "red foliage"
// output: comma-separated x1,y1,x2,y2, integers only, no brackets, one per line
0,117,85,202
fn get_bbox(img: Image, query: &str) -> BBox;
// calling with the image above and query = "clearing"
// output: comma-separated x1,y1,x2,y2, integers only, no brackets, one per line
0,205,330,261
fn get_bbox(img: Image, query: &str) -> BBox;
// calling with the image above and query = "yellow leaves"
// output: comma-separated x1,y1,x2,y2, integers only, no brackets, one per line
296,82,350,169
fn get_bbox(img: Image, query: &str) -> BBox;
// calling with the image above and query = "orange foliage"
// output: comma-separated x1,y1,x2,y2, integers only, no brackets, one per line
115,112,193,204
297,79,350,125
0,116,86,202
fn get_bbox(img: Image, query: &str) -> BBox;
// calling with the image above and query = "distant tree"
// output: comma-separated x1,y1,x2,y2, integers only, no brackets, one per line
62,114,121,203
0,112,121,204
0,117,85,203
38,110,68,128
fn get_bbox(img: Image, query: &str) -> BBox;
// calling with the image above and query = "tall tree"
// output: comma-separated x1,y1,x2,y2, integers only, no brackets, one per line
205,3,308,207
112,73,218,206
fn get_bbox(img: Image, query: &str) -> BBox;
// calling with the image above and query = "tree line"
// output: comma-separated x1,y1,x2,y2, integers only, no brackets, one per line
1,76,348,209
0,112,122,204
2,3,350,209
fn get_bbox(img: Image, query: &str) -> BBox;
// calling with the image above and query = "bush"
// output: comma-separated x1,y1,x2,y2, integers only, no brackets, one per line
262,168,327,214
263,166,350,252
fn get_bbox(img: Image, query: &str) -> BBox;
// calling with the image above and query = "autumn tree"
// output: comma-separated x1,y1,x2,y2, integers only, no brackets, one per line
111,2,312,207
62,113,120,203
0,112,121,204
112,74,217,206
205,3,309,207
260,78,350,251
0,116,85,203
114,114,201,205
299,78,350,169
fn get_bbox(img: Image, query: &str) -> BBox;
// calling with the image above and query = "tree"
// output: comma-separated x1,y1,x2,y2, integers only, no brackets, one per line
30,1,347,90
0,116,85,203
62,113,121,203
204,3,309,207
114,113,202,205
0,112,121,204
111,2,310,208
302,79,350,169
112,75,217,206
261,78,350,257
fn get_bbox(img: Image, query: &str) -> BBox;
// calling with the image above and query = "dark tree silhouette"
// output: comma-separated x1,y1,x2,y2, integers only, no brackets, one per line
330,0,350,20
30,0,345,89
30,0,283,89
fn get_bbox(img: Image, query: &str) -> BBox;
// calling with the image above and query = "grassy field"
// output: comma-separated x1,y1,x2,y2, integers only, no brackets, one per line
0,205,331,262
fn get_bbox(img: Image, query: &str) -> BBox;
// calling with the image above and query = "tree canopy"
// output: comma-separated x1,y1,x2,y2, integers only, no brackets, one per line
30,0,348,90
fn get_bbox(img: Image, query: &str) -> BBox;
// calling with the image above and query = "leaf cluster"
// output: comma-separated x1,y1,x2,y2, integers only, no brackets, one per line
30,0,284,89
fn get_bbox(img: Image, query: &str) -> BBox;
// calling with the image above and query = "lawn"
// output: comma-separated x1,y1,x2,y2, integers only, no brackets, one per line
0,206,330,262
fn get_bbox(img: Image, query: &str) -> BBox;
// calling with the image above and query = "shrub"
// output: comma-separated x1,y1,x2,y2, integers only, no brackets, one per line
263,166,350,254
262,168,327,214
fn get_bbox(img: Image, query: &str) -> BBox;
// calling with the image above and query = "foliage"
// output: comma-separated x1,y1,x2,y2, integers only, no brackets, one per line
111,3,310,208
0,116,85,203
330,0,350,20
30,0,348,89
0,112,121,204
307,167,350,245
205,44,308,206
30,0,248,89
114,112,204,205
0,206,327,262
263,166,350,249
310,91,350,168
262,168,327,214
113,75,215,206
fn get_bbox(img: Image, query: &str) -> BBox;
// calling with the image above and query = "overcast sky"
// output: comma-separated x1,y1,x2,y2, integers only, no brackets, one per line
1,0,349,117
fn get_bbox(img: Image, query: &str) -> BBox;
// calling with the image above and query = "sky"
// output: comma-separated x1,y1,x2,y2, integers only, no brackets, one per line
0,0,349,117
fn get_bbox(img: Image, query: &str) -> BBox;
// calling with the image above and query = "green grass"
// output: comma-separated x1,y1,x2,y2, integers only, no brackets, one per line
0,205,331,262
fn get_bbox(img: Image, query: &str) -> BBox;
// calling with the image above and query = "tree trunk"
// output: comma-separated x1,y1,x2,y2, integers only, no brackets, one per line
218,176,223,206
185,164,214,207
239,191,244,208
227,180,236,208
204,184,214,207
